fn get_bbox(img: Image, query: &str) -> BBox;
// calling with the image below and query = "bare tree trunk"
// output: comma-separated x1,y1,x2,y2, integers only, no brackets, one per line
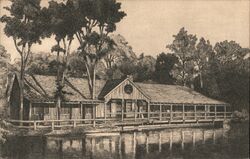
19,57,24,122
56,41,61,121
92,63,96,99
200,72,203,89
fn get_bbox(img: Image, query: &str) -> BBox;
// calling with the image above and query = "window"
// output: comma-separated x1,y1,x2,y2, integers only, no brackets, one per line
216,106,225,112
124,84,133,94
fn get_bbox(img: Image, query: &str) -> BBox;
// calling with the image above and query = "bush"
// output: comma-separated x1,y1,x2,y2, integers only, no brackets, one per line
0,119,11,143
233,109,249,122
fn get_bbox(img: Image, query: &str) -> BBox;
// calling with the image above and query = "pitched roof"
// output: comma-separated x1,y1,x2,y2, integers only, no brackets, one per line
135,83,226,104
10,73,226,105
22,74,106,102
98,78,126,99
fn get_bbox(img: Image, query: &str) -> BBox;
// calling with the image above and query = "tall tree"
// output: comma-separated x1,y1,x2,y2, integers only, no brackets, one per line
166,27,197,87
74,0,126,99
154,53,178,84
44,0,80,119
194,37,213,89
211,41,250,111
1,0,44,120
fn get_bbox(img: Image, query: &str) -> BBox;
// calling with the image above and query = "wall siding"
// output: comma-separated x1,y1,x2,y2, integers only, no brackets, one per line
105,80,148,102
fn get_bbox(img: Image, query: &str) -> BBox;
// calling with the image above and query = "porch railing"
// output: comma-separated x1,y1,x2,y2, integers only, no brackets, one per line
8,110,233,131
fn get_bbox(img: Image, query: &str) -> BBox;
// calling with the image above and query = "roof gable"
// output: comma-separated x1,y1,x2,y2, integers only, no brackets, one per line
99,78,150,101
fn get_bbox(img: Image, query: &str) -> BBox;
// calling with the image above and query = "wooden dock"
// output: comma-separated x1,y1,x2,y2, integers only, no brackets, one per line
8,111,233,133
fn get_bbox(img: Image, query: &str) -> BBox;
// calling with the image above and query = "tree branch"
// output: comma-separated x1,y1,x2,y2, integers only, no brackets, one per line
13,38,23,55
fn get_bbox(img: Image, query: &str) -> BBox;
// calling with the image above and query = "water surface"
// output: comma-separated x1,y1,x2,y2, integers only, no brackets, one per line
0,123,249,159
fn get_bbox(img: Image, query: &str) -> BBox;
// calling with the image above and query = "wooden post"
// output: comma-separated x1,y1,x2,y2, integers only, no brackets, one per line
91,138,96,154
181,131,185,150
207,105,210,119
169,131,173,151
182,103,185,122
80,103,83,119
146,134,149,153
34,121,37,131
215,105,217,119
81,103,85,125
51,121,55,131
224,105,226,120
104,102,107,123
170,104,173,122
194,105,197,120
73,120,76,128
93,105,96,127
159,132,162,152
119,135,122,158
29,102,32,120
147,103,150,121
203,130,205,144
204,104,207,119
213,130,216,144
192,131,196,148
133,132,136,155
121,99,124,121
159,104,162,121
134,100,136,121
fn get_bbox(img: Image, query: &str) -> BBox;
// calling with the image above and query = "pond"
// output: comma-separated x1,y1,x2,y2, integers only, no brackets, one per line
0,123,249,159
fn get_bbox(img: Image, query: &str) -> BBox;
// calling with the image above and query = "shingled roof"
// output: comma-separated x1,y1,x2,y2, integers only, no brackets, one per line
135,83,226,104
21,74,106,102
10,73,226,105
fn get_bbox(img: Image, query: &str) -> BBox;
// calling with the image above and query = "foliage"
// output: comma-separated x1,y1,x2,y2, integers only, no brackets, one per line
1,0,45,120
0,45,10,117
134,54,156,82
233,109,249,122
26,52,57,75
0,119,11,143
194,37,213,90
103,34,137,69
73,0,126,99
154,53,178,84
167,27,197,86
167,28,249,111
208,41,250,111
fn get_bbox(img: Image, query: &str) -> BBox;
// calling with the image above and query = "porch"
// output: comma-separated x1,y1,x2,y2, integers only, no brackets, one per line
9,101,233,130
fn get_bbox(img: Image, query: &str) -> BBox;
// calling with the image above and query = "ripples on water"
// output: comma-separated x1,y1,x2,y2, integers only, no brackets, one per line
0,123,249,159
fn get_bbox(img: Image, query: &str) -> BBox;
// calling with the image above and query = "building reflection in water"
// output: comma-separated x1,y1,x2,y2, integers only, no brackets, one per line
40,128,228,159
1,127,233,159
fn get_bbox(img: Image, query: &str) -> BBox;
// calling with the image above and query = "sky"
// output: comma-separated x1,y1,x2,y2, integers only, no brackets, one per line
0,0,249,62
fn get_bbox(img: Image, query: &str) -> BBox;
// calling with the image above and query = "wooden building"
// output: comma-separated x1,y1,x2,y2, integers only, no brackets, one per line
7,73,231,124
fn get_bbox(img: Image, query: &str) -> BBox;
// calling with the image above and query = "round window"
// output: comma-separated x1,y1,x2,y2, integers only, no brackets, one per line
124,84,133,94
